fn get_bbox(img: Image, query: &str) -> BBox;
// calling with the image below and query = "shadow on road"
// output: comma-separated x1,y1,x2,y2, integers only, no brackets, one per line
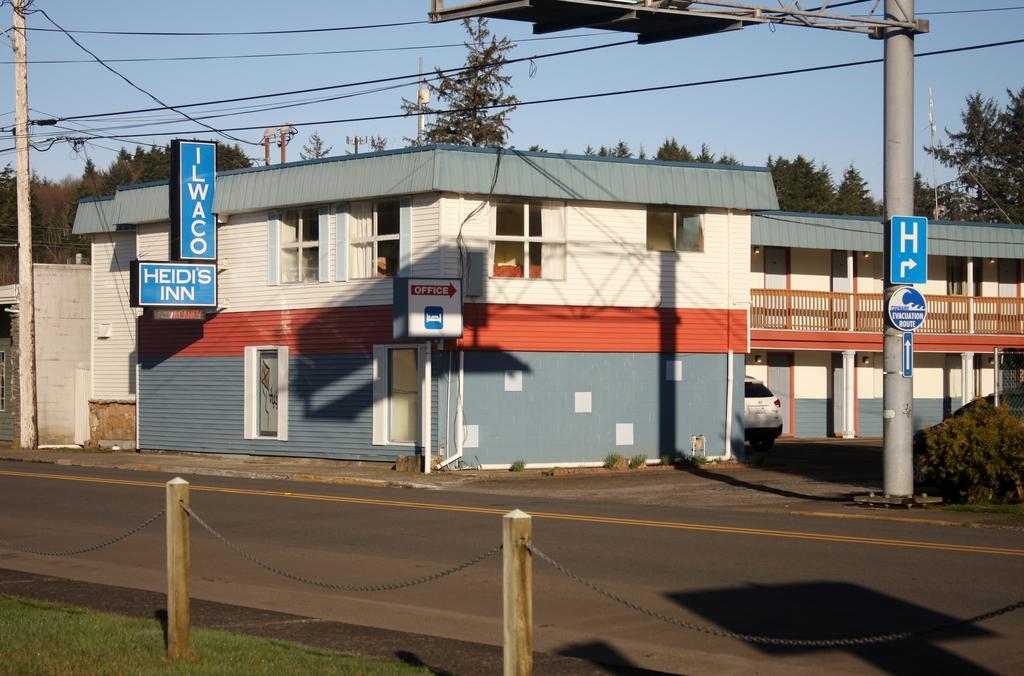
685,465,856,503
557,641,673,675
668,581,996,675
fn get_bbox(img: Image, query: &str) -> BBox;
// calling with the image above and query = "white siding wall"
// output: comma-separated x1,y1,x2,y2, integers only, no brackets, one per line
789,248,831,292
137,222,170,260
440,197,750,310
794,351,829,398
91,232,137,400
217,195,441,313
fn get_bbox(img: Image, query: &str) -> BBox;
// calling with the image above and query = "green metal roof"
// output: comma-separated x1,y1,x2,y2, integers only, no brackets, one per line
752,211,1024,258
74,196,116,234
73,145,778,235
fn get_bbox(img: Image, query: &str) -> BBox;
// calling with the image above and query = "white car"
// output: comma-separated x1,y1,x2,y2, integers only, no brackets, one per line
744,376,783,452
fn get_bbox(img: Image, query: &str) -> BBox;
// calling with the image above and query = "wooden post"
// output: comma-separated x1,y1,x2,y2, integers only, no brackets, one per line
503,509,532,676
166,478,190,659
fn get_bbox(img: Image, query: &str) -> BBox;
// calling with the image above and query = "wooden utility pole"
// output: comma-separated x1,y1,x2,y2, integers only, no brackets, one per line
12,0,37,450
346,135,368,154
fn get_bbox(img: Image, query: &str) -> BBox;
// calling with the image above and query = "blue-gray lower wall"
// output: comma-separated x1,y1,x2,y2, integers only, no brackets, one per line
141,351,744,464
852,398,961,438
140,355,417,460
451,352,744,466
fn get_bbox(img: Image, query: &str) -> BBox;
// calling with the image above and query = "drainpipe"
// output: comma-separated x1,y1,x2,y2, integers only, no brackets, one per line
724,210,735,459
436,349,464,470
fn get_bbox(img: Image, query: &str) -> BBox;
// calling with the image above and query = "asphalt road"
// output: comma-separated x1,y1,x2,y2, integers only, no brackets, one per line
1,461,1021,675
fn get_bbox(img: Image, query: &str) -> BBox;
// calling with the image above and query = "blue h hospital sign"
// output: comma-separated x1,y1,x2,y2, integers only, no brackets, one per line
170,140,217,261
889,215,928,285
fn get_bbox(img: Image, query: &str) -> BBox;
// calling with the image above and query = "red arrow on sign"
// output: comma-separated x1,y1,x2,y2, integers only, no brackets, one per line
411,283,456,298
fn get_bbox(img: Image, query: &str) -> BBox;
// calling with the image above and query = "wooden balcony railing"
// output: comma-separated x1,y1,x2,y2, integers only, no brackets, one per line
751,289,1024,335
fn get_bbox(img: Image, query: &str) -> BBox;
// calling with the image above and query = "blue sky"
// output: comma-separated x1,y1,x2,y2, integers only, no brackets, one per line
3,0,1023,200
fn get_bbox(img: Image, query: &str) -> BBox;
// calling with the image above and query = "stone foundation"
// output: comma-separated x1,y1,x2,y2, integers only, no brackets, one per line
88,400,136,449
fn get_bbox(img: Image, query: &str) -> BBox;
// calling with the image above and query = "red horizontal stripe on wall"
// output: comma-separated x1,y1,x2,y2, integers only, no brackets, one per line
140,304,746,358
139,306,397,358
458,304,746,353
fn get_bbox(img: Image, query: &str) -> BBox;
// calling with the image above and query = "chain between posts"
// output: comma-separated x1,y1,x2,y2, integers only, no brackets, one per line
182,503,501,592
0,509,165,556
525,541,1024,647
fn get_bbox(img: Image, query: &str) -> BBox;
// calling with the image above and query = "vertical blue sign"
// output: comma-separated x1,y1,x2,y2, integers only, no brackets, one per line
889,215,928,285
902,332,914,378
175,141,216,260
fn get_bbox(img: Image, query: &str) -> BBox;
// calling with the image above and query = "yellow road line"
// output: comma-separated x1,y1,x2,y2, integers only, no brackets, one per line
791,510,961,527
2,468,1022,557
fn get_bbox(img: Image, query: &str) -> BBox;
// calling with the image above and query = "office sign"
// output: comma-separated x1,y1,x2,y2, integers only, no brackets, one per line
902,332,913,378
889,215,927,285
170,139,217,261
886,286,927,332
393,278,463,338
132,261,217,308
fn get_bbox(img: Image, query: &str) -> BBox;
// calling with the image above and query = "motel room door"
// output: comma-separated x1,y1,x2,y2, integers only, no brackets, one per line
767,353,792,436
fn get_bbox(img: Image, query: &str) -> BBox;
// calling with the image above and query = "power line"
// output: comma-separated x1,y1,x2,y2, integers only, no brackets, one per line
1,32,614,65
56,38,637,123
23,19,429,37
32,6,258,146
57,36,1024,142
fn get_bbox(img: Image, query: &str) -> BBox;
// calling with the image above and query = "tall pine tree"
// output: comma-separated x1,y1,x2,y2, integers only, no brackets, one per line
404,18,518,147
767,155,835,213
833,165,879,216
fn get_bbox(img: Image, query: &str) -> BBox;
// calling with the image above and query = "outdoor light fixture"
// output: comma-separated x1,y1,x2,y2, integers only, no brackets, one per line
754,354,763,363
861,355,871,365
753,246,761,255
863,252,871,258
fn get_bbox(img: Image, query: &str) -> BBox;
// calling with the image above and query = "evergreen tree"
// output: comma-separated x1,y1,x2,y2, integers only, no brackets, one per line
767,154,835,213
403,18,518,147
932,92,1004,221
300,131,333,160
996,86,1024,224
833,165,879,216
913,171,938,220
655,138,695,162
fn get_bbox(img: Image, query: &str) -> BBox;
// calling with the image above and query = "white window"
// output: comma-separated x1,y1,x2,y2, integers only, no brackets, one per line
280,207,320,283
243,346,289,440
350,200,401,278
372,345,425,446
646,207,704,253
490,201,565,280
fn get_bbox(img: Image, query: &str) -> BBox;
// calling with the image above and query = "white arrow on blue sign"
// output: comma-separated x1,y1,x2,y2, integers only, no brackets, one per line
902,332,913,378
889,215,928,285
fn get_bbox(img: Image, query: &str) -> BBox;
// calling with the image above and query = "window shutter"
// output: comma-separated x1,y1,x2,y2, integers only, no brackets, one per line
399,197,412,277
243,347,256,439
335,204,349,282
267,211,279,286
318,206,330,283
277,346,289,441
372,346,387,445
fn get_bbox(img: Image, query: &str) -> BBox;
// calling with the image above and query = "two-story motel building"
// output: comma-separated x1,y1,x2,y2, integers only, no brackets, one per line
72,145,1024,468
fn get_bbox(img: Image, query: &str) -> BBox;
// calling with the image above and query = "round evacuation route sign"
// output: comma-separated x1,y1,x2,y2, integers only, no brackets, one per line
886,286,927,332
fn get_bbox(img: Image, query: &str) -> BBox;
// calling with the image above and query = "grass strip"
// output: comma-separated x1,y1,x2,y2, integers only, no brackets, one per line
0,594,431,675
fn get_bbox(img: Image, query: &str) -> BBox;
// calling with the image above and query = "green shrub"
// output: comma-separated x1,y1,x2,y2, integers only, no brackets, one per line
921,399,1024,503
603,453,624,469
677,454,708,468
628,454,648,469
659,454,677,467
509,459,526,472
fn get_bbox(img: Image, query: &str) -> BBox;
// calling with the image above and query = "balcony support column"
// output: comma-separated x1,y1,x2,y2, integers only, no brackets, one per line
842,350,857,438
961,352,975,407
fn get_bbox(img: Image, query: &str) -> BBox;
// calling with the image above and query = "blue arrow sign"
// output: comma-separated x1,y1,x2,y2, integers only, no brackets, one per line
902,332,913,378
890,215,928,285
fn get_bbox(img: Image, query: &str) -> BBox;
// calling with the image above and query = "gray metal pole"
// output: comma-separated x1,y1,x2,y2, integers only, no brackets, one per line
882,0,915,497
12,0,38,450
